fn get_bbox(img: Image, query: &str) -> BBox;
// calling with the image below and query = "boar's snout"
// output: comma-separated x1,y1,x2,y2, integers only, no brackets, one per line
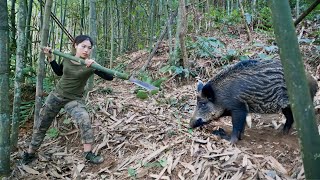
189,118,207,128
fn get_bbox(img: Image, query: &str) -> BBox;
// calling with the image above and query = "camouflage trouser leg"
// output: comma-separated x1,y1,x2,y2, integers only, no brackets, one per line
64,100,94,144
29,91,69,151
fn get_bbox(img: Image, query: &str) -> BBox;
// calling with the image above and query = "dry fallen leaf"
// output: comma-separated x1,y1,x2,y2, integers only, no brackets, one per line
21,165,40,175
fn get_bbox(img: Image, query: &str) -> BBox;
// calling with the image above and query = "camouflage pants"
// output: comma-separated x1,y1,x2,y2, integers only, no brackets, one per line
29,90,94,151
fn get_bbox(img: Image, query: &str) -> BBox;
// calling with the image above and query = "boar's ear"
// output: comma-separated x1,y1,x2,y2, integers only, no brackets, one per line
197,80,204,92
202,83,215,102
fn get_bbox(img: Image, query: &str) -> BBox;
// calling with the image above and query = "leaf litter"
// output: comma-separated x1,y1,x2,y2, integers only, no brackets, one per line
12,27,320,179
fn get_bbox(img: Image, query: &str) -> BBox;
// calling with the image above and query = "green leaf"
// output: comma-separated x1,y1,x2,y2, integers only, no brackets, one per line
136,90,148,99
159,65,171,73
239,56,250,61
150,89,159,95
47,128,59,138
158,159,168,167
152,77,167,88
128,167,137,178
63,118,71,125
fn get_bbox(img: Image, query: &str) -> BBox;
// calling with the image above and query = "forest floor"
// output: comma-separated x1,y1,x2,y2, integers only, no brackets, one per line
11,23,320,180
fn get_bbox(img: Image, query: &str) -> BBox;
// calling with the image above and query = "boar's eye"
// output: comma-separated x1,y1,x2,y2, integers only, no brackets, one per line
198,102,207,108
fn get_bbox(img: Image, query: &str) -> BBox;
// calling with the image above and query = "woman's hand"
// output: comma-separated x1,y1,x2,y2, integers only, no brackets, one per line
42,46,53,62
85,59,95,67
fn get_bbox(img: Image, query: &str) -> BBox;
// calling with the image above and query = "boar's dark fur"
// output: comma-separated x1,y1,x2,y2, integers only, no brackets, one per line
190,59,318,143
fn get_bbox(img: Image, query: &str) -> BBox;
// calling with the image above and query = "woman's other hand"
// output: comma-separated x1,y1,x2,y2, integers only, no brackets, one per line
85,59,95,67
42,46,53,62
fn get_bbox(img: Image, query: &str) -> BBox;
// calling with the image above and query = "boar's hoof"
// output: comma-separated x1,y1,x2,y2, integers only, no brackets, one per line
230,131,242,144
282,126,290,135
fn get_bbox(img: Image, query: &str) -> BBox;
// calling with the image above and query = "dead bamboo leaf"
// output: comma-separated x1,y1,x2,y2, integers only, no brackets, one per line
155,166,167,180
203,168,211,180
221,152,239,167
230,171,243,180
125,113,138,123
206,140,214,152
167,153,173,175
172,155,181,170
180,162,196,174
267,156,287,174
21,165,40,175
93,134,109,154
242,154,248,167
142,145,170,164
178,171,185,180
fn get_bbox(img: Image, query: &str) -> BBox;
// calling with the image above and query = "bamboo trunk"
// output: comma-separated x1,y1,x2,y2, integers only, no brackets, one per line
269,0,320,178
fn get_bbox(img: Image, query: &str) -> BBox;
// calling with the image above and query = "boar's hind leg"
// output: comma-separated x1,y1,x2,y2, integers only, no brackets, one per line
230,108,248,143
281,107,294,134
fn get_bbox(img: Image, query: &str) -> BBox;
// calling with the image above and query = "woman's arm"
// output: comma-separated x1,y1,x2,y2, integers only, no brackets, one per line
94,70,113,80
50,60,63,76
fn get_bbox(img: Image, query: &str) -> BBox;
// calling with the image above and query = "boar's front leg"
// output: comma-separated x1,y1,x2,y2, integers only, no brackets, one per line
230,107,248,143
281,107,294,134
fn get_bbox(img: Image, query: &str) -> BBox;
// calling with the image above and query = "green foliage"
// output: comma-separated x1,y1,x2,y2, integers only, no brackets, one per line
63,117,71,125
128,167,137,178
113,63,127,73
133,72,166,100
46,128,59,138
160,65,192,78
222,49,239,61
207,7,225,23
136,90,149,99
142,158,168,168
225,10,243,25
256,7,273,32
20,100,35,124
187,36,225,59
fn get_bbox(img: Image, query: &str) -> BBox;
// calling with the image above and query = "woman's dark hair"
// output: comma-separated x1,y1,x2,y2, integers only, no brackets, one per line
71,35,94,54
73,35,94,46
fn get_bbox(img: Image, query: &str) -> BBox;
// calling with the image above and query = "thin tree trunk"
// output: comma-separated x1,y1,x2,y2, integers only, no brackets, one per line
127,0,133,51
58,0,67,64
11,0,27,151
269,0,320,179
109,0,114,68
26,0,33,71
81,0,84,34
0,0,11,176
118,0,124,53
49,1,56,48
34,0,53,129
87,0,97,91
10,0,17,54
172,2,182,65
141,11,178,71
167,0,173,61
178,0,188,69
148,0,155,50
103,0,108,66
238,0,252,41
296,0,300,18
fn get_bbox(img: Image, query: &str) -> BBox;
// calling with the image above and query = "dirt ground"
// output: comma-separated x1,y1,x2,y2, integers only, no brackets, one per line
10,25,320,179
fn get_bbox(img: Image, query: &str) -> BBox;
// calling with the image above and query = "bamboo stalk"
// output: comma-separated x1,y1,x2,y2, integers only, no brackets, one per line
51,50,130,80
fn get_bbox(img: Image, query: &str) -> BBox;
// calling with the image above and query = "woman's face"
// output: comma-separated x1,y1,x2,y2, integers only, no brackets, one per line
74,40,92,59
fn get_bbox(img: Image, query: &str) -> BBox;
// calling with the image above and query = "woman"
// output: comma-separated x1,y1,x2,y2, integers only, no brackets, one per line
22,35,113,164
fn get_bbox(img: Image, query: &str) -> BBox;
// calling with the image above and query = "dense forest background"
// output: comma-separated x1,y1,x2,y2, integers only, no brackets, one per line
0,0,319,179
